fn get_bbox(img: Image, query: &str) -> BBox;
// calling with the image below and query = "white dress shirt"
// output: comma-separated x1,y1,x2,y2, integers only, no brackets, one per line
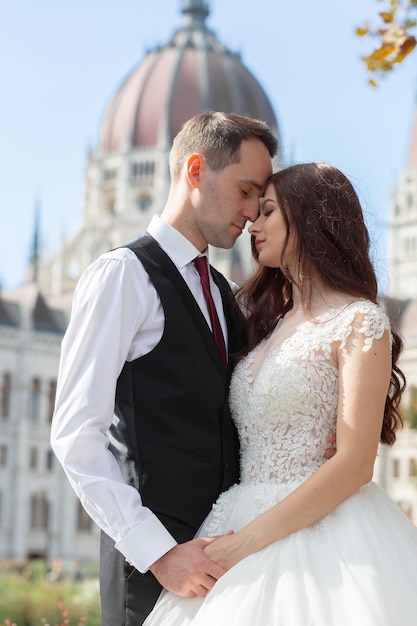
51,215,233,573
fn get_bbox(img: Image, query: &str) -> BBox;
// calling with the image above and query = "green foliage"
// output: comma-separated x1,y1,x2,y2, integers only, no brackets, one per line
403,391,417,430
404,406,417,429
0,561,101,626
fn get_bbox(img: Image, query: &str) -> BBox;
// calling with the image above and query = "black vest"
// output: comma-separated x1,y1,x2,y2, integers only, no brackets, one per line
109,235,241,543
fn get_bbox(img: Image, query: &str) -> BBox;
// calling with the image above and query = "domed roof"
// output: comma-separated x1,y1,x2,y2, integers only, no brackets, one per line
99,0,280,155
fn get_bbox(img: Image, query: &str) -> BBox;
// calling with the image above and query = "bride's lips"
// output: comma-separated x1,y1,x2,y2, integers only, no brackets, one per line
255,239,265,249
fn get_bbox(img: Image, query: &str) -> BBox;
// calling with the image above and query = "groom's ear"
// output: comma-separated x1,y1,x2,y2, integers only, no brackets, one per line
187,153,206,188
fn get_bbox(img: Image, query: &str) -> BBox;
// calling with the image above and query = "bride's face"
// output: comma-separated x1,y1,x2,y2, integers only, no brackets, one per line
249,184,295,269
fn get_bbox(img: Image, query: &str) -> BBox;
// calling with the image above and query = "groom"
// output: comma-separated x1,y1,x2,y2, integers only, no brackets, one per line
51,112,278,624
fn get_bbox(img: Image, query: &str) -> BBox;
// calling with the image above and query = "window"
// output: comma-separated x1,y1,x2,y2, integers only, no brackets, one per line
30,492,49,530
29,447,38,469
48,380,56,422
392,458,400,478
137,195,152,212
77,501,92,532
131,161,155,182
29,378,41,422
0,445,7,467
46,450,54,471
103,167,117,182
1,373,11,419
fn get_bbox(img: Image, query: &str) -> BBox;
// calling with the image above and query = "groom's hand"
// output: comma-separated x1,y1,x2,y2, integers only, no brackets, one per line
325,431,337,459
149,537,226,597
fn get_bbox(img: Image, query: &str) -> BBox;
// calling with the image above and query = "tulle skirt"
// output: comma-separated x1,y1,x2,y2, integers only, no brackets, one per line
144,481,417,625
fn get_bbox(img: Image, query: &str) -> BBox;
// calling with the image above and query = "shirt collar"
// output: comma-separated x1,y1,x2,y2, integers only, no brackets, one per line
147,215,208,269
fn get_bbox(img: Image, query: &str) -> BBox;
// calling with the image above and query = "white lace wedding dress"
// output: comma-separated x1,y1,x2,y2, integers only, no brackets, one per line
144,300,417,625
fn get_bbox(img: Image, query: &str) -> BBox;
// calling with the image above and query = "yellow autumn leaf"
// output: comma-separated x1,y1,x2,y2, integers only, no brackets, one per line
404,19,417,30
358,0,417,82
367,41,396,61
362,50,395,72
380,10,395,23
356,24,370,36
395,34,417,62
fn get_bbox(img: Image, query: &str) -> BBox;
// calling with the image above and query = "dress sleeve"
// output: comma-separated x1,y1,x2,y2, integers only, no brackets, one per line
338,301,392,353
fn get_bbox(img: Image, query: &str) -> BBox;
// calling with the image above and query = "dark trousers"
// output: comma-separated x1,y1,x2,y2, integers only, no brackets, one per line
99,517,197,625
100,531,163,626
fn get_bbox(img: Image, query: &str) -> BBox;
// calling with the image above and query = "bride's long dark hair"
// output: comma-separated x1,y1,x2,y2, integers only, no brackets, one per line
236,162,405,445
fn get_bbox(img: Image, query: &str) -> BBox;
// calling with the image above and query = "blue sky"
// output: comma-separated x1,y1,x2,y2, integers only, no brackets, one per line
1,0,416,293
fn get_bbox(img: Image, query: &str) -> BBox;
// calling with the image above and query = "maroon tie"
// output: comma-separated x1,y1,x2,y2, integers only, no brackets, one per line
193,256,227,368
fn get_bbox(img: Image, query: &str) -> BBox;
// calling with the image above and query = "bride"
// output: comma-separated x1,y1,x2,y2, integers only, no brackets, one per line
144,162,417,625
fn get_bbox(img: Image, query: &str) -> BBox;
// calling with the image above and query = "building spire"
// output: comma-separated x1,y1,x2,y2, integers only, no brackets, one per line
26,199,41,284
181,0,209,28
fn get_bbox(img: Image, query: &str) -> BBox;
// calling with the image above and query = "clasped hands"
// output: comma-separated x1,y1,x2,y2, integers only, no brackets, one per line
149,531,241,599
151,433,336,597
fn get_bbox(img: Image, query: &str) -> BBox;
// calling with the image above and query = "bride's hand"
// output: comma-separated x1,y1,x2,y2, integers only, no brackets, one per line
204,530,250,571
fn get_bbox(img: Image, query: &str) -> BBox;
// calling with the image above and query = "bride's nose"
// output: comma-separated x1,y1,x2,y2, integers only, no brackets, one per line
249,219,259,235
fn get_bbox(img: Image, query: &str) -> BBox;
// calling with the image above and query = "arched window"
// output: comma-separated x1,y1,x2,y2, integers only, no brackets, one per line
29,378,41,422
131,161,155,182
0,445,7,467
29,447,38,469
77,501,92,531
1,373,11,419
30,492,49,530
48,380,57,422
46,450,54,471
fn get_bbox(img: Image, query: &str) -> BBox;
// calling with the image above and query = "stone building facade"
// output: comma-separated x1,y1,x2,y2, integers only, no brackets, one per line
1,0,417,565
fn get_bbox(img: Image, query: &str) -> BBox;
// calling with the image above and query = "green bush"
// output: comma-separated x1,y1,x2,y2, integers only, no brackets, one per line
0,561,101,626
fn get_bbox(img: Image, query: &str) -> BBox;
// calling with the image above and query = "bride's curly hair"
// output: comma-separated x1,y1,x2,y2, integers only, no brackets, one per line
236,162,405,445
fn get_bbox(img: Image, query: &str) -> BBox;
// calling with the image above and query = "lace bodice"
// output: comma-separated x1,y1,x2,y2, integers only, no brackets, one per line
229,300,390,490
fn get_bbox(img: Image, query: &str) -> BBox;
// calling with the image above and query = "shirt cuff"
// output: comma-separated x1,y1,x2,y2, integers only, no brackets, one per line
115,513,178,573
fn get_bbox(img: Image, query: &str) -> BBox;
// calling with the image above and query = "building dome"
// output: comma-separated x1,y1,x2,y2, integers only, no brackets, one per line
99,0,280,155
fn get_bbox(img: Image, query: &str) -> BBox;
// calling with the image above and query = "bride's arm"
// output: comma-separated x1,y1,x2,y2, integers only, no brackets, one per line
204,322,392,570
